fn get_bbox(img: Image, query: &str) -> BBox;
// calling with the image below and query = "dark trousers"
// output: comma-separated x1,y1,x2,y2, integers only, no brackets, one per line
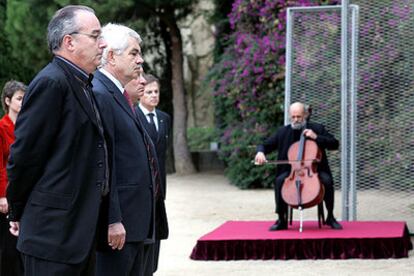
0,214,24,276
274,171,335,219
96,241,154,276
152,240,160,273
143,243,154,276
22,250,95,276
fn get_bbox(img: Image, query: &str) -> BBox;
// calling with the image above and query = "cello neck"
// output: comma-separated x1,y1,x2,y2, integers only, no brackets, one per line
296,122,307,161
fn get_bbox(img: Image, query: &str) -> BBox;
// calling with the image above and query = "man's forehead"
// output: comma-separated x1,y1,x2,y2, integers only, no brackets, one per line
290,108,304,115
75,10,100,29
145,82,159,88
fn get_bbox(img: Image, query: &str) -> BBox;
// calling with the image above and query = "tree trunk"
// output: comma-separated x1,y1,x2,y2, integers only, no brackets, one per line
165,13,196,174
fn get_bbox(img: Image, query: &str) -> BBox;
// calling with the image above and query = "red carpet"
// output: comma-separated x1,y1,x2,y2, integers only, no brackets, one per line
190,221,413,260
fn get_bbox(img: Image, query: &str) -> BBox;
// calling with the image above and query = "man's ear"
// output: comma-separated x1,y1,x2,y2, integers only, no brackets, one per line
107,50,116,66
62,34,75,52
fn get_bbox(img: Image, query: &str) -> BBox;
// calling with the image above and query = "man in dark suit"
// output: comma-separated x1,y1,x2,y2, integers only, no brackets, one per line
6,5,109,275
92,23,157,276
136,74,170,273
255,102,342,231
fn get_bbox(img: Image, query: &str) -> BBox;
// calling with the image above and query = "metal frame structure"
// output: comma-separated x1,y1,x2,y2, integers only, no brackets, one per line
284,3,359,220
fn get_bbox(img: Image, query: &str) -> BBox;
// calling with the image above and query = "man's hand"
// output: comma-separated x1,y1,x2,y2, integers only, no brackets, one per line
303,129,318,140
9,221,20,236
0,197,8,214
108,222,126,250
254,152,267,165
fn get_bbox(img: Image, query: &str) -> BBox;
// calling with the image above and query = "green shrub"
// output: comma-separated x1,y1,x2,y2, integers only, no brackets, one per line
187,127,219,151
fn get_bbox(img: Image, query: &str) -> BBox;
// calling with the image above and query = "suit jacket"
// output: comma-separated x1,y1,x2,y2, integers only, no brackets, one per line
93,70,154,245
136,107,170,239
257,122,339,177
6,57,108,264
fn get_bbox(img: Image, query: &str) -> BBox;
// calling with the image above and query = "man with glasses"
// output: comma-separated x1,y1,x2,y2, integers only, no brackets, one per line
6,5,108,275
92,23,157,276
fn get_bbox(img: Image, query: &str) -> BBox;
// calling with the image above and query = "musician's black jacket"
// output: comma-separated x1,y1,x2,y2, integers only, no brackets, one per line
256,122,339,177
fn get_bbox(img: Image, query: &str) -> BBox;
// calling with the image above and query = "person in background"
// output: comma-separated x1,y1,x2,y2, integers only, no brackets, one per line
6,5,109,275
136,74,170,273
124,68,146,106
0,80,26,276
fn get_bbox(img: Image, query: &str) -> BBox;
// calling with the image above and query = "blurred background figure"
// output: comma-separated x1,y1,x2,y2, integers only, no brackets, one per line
137,74,170,273
124,67,146,106
0,80,26,276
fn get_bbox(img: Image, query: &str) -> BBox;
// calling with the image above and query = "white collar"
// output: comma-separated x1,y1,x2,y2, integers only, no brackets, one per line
99,68,124,94
139,104,156,117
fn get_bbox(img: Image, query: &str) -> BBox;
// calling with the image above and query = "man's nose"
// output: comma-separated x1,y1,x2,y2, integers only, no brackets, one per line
136,56,144,64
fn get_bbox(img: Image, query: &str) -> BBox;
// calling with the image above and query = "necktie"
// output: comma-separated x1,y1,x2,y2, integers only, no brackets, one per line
123,90,136,114
147,113,158,141
136,116,160,198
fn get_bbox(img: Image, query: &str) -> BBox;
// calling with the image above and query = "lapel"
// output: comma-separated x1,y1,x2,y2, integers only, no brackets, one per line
136,106,160,143
54,57,99,128
94,71,157,147
136,107,148,128
94,70,136,121
155,110,165,143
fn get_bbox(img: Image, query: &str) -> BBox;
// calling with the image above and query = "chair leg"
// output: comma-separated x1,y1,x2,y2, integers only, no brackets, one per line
317,203,325,228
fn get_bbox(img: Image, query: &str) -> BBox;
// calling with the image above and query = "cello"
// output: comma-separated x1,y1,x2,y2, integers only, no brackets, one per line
281,109,324,232
253,106,325,232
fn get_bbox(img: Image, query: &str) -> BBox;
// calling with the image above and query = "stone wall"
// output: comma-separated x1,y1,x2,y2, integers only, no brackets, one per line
180,0,216,128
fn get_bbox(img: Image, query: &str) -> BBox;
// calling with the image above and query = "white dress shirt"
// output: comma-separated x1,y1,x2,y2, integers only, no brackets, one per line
138,104,159,131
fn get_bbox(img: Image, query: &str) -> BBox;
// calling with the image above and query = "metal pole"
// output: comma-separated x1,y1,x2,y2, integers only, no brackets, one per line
341,0,349,221
284,8,294,125
349,5,359,221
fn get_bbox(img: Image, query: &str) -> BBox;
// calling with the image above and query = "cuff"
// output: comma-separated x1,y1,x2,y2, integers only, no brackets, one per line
7,202,24,221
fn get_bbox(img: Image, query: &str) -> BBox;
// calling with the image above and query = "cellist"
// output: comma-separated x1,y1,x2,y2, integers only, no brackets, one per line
254,102,342,230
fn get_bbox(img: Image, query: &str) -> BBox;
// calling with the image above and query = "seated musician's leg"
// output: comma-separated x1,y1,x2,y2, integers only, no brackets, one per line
269,172,289,231
319,171,342,229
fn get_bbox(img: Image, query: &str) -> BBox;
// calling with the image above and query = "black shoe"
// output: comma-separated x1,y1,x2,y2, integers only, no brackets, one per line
326,217,343,230
269,220,287,231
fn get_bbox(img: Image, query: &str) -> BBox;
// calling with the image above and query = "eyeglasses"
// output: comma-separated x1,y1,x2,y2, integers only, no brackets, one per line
70,31,103,42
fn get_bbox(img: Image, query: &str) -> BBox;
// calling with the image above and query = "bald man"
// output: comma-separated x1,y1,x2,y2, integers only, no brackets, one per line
255,102,342,230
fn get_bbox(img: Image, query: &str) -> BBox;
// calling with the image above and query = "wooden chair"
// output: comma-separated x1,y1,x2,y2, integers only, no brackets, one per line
288,202,325,230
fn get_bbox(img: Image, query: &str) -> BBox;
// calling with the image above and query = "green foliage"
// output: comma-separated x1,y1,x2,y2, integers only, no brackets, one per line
0,0,33,114
208,0,288,189
5,0,53,77
187,127,219,151
218,122,277,189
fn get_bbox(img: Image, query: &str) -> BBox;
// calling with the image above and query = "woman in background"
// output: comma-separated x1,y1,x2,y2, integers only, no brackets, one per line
0,80,26,276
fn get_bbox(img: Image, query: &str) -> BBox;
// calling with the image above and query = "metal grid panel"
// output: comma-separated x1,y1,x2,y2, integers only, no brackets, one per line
286,2,414,231
350,0,414,230
286,6,344,218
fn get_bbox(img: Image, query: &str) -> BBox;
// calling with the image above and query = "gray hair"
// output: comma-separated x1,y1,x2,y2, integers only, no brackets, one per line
47,5,95,53
100,23,142,67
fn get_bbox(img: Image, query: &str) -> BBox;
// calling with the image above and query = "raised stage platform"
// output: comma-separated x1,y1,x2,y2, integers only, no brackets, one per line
190,221,413,260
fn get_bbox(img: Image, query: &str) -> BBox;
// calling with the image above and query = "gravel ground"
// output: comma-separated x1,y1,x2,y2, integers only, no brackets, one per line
155,172,414,276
